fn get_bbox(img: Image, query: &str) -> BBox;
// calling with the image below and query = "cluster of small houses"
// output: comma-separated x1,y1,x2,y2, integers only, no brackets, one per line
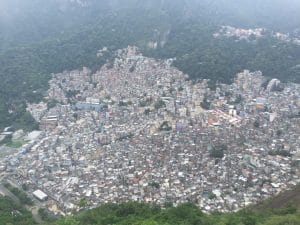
213,26,265,40
0,47,299,215
214,25,300,45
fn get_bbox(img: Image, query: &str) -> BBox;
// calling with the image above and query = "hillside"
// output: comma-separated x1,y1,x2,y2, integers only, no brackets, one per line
0,2,299,224
0,180,299,224
51,202,300,225
0,195,299,225
54,185,300,225
0,196,36,225
255,184,300,210
0,1,300,130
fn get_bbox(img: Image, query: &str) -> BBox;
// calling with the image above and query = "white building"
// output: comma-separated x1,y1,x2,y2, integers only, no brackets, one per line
33,189,48,201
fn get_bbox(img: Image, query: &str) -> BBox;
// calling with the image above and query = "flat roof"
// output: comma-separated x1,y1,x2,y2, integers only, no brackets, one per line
33,189,48,200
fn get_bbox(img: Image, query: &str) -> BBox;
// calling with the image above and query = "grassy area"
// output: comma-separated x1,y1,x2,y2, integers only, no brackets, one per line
6,138,28,148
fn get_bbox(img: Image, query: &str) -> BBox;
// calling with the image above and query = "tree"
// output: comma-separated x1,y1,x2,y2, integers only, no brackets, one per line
262,214,300,225
56,217,80,225
155,100,166,110
210,144,227,159
159,121,172,131
208,193,217,200
38,208,55,222
140,220,159,225
201,99,211,110
144,108,151,115
79,198,88,208
47,99,59,109
276,130,283,137
253,120,260,128
149,181,160,189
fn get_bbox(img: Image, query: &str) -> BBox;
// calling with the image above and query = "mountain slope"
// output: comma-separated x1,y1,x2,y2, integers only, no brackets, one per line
0,0,300,130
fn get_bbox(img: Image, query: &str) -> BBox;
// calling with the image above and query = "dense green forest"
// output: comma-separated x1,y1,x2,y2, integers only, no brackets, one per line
0,196,36,225
51,202,300,225
0,0,300,131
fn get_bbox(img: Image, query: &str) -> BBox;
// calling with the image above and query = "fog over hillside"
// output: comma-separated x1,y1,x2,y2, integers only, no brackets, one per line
0,0,300,49
0,0,299,130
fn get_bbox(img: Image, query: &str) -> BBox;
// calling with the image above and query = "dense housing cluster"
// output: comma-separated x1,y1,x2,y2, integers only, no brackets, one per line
0,47,299,215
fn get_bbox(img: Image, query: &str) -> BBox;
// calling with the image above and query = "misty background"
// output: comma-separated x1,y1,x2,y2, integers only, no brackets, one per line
0,0,299,130
0,0,300,50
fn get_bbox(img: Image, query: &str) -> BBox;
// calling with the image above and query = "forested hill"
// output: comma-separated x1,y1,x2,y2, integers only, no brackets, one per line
50,203,300,225
1,0,300,50
0,0,300,130
1,196,300,225
49,184,300,224
1,184,300,224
